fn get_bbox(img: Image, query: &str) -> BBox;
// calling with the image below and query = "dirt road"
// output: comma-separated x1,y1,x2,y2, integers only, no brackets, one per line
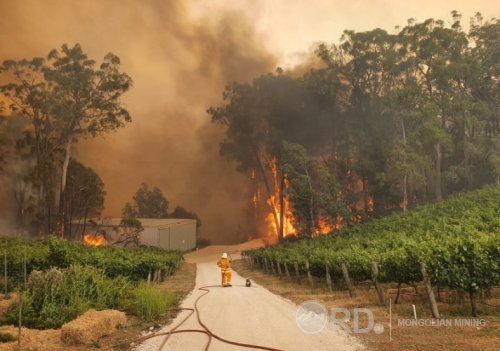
136,241,363,351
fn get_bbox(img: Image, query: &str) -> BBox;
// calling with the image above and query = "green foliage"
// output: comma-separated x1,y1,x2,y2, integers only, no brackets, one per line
0,43,133,236
210,14,500,237
282,141,344,235
245,186,500,299
126,282,174,321
0,332,16,343
170,206,202,228
112,218,144,247
0,236,183,282
125,183,169,218
65,159,106,238
0,237,183,329
4,266,131,329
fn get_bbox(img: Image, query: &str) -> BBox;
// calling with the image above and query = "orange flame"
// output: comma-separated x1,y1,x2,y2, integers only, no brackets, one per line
266,195,297,237
261,157,372,238
316,216,333,235
83,233,107,246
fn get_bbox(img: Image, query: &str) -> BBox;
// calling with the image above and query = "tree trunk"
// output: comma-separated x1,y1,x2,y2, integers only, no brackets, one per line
14,182,26,235
469,290,478,317
371,262,385,305
284,262,291,280
68,188,75,240
279,171,285,241
362,177,369,220
420,262,440,318
256,154,280,239
293,261,301,284
325,263,333,291
395,282,402,304
81,207,88,241
47,202,51,234
434,143,442,202
402,174,408,213
401,119,408,213
341,263,356,298
304,165,315,235
57,137,73,238
305,260,314,288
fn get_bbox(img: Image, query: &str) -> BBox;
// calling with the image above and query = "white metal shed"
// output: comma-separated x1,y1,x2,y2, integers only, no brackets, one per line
77,217,197,251
137,218,197,251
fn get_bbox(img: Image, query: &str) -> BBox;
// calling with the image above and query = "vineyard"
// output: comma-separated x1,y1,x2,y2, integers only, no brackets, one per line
0,236,183,283
243,185,500,316
0,237,183,329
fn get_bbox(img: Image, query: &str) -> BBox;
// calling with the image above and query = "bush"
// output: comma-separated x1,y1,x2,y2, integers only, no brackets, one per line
127,282,174,321
0,237,183,284
0,332,16,343
4,266,131,329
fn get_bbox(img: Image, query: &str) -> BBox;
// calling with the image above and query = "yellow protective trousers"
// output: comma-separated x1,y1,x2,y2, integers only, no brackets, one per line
221,269,232,286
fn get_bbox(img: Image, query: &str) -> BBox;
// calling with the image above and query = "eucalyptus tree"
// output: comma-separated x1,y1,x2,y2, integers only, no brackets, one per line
316,28,402,216
170,206,202,228
122,183,169,219
209,72,334,240
0,44,132,236
64,159,105,239
398,14,471,200
468,14,500,185
281,141,345,236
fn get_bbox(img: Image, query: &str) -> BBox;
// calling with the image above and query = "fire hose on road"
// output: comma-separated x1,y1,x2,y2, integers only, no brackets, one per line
129,285,284,351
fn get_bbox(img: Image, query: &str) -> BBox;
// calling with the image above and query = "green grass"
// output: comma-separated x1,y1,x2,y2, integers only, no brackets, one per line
128,282,174,321
3,265,131,329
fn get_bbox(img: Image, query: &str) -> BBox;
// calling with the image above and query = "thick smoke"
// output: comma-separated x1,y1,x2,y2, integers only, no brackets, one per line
0,0,276,243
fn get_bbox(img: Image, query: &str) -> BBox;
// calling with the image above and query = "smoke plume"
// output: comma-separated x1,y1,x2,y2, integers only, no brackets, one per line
0,0,276,243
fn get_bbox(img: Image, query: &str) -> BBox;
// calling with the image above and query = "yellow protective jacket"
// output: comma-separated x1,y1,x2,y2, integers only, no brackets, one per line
217,257,231,271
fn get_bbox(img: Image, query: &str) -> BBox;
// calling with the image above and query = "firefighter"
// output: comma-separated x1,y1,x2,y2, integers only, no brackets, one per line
217,252,232,287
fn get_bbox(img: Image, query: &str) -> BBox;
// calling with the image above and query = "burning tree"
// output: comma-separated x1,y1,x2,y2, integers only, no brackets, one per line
209,72,342,240
281,141,346,236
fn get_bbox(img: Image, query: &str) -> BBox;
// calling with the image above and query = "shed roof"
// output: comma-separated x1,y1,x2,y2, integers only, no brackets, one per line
101,218,196,228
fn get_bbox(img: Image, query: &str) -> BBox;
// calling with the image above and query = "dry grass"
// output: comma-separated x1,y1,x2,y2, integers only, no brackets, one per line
0,262,197,351
233,259,500,351
159,262,197,301
97,261,197,350
0,294,18,318
0,325,62,351
61,309,127,345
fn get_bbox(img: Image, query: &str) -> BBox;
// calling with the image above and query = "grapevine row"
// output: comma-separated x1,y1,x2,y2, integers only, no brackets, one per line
0,236,183,282
244,185,500,315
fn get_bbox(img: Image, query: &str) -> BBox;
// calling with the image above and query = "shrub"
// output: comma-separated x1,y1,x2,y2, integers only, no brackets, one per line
0,237,183,284
0,332,16,343
4,266,131,329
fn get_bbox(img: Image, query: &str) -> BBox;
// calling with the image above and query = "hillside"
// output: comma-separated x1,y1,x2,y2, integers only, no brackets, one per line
244,185,500,315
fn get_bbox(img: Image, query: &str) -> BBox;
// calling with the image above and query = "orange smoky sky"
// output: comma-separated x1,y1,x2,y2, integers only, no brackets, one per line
0,0,497,243
0,0,276,243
